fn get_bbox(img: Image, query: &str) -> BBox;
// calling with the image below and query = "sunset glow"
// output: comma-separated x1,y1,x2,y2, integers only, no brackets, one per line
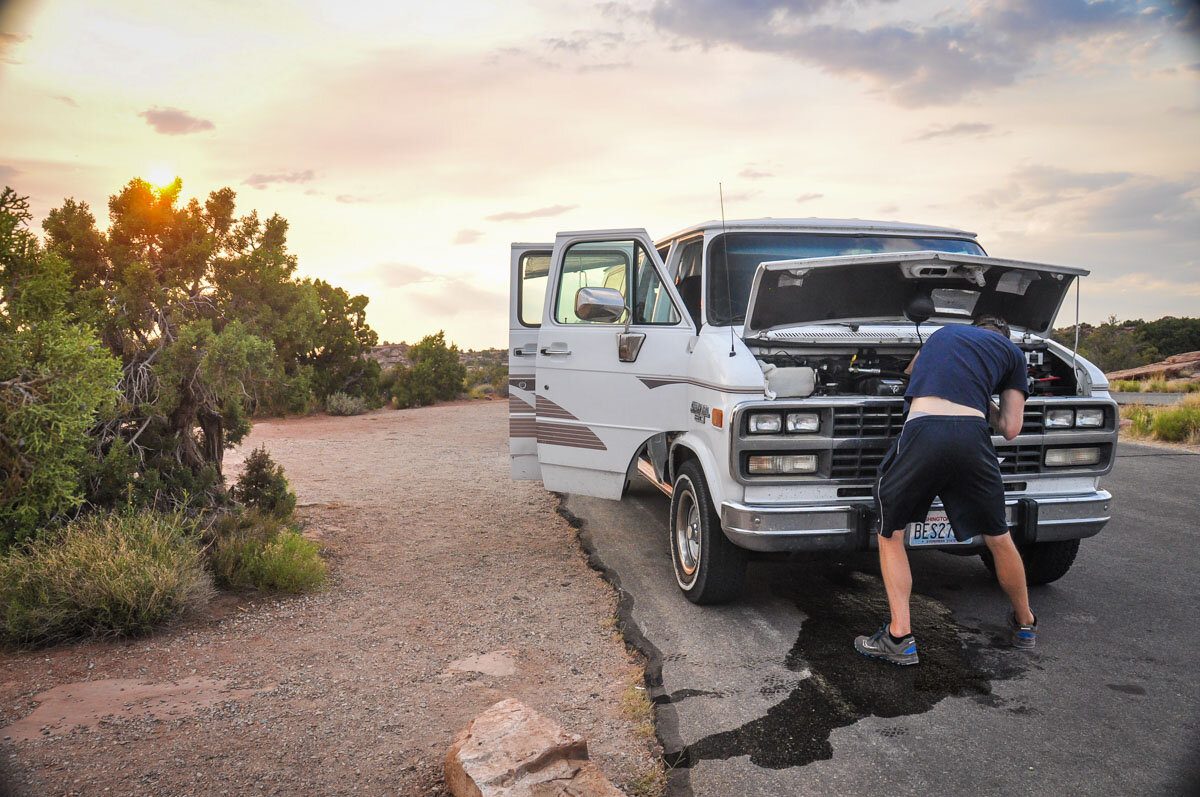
1,0,1197,348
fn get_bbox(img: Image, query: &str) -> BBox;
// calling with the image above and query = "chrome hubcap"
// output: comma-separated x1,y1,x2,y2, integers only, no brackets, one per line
675,491,701,578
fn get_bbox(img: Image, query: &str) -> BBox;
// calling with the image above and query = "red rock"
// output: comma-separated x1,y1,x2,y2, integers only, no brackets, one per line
445,699,625,797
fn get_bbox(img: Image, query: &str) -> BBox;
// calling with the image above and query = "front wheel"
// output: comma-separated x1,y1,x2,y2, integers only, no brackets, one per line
670,461,747,604
981,538,1081,586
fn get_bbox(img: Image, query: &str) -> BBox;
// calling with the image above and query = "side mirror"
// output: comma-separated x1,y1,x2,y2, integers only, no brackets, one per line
575,286,627,323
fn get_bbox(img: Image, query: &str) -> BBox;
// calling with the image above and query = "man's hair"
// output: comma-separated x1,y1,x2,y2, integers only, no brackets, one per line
973,314,1011,338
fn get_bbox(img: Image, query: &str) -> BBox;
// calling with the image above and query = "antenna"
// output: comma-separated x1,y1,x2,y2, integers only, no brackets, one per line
1071,275,1081,372
719,182,735,357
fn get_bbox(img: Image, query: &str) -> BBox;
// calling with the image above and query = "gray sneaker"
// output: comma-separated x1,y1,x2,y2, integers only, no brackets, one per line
854,625,919,666
1010,613,1037,650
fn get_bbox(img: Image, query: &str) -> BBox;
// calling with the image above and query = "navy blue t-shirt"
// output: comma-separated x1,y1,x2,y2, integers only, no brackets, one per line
905,325,1029,414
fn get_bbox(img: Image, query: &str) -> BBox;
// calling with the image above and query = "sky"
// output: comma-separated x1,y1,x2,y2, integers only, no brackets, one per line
1,0,1197,349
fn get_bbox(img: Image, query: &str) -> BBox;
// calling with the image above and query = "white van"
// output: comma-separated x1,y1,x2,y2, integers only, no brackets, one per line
509,219,1116,604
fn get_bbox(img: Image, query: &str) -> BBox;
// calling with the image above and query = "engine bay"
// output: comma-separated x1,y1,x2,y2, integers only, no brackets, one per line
751,341,1080,398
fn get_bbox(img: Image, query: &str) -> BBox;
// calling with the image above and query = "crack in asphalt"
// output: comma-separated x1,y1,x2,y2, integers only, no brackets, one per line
665,563,1030,771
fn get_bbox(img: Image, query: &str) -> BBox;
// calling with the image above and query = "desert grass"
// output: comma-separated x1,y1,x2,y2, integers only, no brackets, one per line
0,511,212,646
1121,395,1200,444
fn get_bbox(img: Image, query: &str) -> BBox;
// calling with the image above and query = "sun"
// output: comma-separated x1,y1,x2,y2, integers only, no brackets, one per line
145,164,177,189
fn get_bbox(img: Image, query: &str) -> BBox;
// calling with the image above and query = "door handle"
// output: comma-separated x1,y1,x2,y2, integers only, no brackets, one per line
513,349,530,356
540,346,572,356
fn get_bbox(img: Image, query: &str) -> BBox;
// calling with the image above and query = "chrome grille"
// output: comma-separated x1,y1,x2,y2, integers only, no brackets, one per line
831,401,1045,439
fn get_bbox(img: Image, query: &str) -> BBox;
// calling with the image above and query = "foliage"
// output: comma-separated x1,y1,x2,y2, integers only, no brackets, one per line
0,510,211,646
467,361,509,398
325,391,369,416
384,331,466,409
1120,397,1200,443
208,510,325,593
1052,316,1200,373
232,446,296,519
5,177,379,514
0,191,121,546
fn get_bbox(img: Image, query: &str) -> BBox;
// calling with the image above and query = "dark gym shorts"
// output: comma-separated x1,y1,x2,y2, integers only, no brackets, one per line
875,415,1007,541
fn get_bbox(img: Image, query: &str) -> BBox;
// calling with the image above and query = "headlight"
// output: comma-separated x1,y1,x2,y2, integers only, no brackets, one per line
748,413,782,434
747,454,818,475
1044,447,1101,467
786,412,820,433
1045,408,1074,428
1075,408,1105,428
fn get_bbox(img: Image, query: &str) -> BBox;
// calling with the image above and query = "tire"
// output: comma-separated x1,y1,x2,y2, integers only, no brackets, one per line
980,538,1081,586
669,461,747,604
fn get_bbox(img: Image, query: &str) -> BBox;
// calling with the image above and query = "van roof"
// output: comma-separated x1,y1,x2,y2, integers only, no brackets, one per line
657,217,977,244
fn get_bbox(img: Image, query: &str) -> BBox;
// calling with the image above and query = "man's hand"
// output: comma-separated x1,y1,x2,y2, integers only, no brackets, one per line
993,388,1026,441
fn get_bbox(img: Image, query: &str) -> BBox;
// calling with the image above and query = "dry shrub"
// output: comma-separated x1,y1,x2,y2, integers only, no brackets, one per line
325,391,368,416
1121,396,1200,443
209,510,326,593
0,511,211,646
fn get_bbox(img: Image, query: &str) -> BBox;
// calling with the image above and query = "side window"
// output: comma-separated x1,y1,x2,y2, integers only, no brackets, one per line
656,243,671,265
519,252,550,327
673,238,704,328
554,240,681,325
554,241,632,324
634,245,682,325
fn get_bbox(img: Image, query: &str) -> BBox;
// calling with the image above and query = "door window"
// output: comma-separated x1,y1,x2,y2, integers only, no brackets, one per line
553,240,680,325
519,252,550,327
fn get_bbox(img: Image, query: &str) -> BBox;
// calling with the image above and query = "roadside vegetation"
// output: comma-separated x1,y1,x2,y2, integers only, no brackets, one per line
1121,396,1200,444
1052,315,1200,373
1110,378,1200,393
0,180,343,647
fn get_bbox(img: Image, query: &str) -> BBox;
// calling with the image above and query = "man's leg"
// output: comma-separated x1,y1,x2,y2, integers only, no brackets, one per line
878,530,913,636
984,532,1035,625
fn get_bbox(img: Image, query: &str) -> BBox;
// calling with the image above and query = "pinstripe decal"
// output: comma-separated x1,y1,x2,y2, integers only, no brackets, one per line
535,395,579,420
536,421,606,451
637,376,762,394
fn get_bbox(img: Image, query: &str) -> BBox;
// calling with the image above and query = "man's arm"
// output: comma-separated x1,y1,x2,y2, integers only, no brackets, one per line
990,388,1026,441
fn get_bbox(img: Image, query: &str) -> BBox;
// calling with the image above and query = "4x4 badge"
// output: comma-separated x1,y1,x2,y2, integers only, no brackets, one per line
690,401,711,424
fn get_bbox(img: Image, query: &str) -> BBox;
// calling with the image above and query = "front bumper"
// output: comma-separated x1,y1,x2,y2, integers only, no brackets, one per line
719,490,1112,552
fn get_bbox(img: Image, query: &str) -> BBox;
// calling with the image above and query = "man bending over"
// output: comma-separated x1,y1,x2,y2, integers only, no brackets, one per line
855,314,1038,666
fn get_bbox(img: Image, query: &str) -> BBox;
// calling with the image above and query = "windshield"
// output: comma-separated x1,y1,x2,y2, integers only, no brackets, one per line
707,232,985,325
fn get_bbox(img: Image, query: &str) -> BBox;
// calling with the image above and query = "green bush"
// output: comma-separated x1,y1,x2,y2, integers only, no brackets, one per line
0,511,211,646
208,510,325,593
1110,379,1141,392
1122,405,1154,437
385,331,466,409
1149,400,1200,444
233,446,296,519
325,391,368,416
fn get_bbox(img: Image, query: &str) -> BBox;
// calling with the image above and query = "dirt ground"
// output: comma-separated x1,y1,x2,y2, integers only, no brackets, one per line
0,400,661,796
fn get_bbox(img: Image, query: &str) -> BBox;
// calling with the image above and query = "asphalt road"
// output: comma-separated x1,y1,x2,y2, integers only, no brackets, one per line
565,442,1200,797
1112,392,1191,406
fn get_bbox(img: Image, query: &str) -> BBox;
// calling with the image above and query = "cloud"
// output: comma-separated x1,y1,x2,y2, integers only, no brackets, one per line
1,31,27,64
244,169,315,189
53,94,77,107
915,122,996,141
139,106,215,135
485,204,578,222
649,0,1184,106
0,165,19,183
738,166,773,179
980,164,1200,234
370,263,504,318
335,193,372,204
453,229,483,245
795,192,823,204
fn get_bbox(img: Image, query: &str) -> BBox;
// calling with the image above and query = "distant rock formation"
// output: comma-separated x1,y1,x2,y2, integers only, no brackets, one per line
1107,351,1200,381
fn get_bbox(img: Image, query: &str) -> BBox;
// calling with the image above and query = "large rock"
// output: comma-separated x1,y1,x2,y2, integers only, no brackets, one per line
445,698,625,797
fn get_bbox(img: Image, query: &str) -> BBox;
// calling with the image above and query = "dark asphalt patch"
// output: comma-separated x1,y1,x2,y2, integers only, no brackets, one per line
669,562,1028,770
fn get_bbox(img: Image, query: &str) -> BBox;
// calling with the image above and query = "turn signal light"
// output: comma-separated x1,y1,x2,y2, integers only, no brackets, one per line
1044,447,1101,467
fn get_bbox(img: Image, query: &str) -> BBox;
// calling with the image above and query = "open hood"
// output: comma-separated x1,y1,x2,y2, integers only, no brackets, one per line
742,250,1087,338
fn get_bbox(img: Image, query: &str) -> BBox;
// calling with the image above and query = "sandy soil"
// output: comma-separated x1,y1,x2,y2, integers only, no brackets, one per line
0,400,659,796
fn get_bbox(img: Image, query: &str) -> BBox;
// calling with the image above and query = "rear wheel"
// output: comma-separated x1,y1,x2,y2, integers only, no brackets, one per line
981,538,1081,586
670,461,747,604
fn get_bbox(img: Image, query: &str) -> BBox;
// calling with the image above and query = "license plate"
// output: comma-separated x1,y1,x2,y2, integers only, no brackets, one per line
907,511,974,546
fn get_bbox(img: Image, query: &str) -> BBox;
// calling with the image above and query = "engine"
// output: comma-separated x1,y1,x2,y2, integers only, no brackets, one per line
752,342,1079,398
